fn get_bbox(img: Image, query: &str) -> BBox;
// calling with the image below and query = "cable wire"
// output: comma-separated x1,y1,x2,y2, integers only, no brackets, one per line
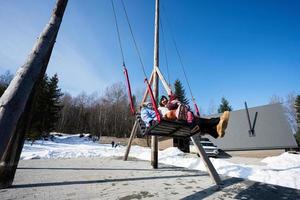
161,4,196,101
160,19,171,86
111,0,125,65
120,0,148,78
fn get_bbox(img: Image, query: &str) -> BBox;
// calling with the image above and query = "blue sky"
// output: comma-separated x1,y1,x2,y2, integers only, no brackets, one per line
0,0,299,113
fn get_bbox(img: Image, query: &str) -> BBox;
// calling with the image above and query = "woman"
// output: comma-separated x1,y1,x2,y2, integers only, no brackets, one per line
158,95,170,118
165,94,229,138
141,95,230,138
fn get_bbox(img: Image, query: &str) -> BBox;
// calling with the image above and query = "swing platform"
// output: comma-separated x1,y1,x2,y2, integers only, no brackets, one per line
124,117,222,186
136,113,195,138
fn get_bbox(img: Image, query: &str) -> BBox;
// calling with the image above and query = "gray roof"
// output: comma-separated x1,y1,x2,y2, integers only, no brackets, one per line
207,103,298,150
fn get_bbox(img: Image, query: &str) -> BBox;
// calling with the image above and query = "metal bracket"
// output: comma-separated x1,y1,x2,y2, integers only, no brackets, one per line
245,102,258,137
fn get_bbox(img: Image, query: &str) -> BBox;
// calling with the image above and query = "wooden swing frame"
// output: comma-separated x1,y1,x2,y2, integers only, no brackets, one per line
123,66,222,186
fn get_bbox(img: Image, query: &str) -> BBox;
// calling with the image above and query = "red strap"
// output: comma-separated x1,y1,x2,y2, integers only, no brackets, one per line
144,78,161,122
123,65,135,115
193,100,200,117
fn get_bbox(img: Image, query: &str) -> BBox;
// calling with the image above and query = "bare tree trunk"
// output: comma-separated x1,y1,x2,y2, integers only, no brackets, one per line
0,38,57,188
0,0,68,188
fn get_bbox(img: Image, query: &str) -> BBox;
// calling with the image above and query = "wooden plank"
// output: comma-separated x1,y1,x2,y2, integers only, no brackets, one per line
191,134,221,186
173,130,190,135
148,129,191,137
154,124,177,129
150,128,172,133
152,124,178,130
124,120,139,161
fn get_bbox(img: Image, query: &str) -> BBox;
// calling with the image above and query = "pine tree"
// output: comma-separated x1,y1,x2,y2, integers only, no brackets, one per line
217,97,233,113
27,74,63,140
294,95,300,146
0,85,6,97
27,75,49,140
46,73,63,131
174,79,189,105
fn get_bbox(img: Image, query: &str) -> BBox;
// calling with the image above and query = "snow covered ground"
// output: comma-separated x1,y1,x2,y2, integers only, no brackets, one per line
21,134,300,190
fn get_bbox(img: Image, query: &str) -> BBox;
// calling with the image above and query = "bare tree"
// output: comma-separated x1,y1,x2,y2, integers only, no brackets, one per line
269,92,297,133
0,71,14,87
207,99,217,115
285,93,297,133
55,82,135,138
269,94,284,104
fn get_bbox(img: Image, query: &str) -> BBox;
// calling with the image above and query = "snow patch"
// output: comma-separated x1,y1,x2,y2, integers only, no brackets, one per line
21,134,300,190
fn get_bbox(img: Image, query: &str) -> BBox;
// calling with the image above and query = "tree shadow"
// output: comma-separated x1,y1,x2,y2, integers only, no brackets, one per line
217,149,232,158
181,177,244,199
234,181,300,200
17,166,201,173
182,177,300,200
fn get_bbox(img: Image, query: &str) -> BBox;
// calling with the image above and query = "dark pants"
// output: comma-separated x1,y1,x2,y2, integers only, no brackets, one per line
194,117,220,138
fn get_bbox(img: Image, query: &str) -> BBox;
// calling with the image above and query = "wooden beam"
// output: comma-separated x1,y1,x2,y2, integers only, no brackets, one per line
0,0,68,189
151,0,159,169
191,134,221,186
155,66,171,95
124,120,138,161
140,70,154,106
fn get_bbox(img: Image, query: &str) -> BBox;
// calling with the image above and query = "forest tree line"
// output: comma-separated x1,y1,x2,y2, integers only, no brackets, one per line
56,82,136,138
0,71,136,138
0,71,299,144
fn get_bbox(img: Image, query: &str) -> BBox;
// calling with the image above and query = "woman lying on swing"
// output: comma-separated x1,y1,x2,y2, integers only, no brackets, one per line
141,95,230,139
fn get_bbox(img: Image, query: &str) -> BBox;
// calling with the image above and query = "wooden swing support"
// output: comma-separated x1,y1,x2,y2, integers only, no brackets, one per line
123,68,221,186
124,0,221,186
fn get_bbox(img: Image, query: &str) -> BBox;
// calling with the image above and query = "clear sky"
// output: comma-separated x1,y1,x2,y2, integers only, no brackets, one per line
0,0,299,113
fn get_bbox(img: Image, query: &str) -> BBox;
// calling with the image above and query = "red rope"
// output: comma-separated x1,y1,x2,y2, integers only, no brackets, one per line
193,100,200,117
144,78,161,122
123,65,135,115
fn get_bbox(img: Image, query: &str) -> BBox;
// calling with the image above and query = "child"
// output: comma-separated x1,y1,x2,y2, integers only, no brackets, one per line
141,102,157,127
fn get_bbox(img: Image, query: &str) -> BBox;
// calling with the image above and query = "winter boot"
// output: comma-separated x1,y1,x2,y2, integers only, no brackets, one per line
217,111,230,138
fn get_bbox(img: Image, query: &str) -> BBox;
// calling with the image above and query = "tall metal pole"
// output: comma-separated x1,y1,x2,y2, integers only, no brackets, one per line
151,0,159,169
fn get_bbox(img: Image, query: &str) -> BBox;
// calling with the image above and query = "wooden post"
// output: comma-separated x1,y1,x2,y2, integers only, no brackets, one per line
140,70,154,106
191,134,221,185
0,38,57,189
0,0,68,189
151,0,159,169
124,120,138,161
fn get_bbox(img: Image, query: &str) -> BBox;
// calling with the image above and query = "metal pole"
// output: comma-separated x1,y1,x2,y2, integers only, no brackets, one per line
245,102,253,136
151,0,159,169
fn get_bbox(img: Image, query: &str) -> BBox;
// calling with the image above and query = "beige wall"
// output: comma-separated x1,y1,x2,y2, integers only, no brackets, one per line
158,137,174,150
226,149,285,158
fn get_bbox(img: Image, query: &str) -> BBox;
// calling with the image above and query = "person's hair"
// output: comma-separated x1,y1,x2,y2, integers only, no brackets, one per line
159,95,168,107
